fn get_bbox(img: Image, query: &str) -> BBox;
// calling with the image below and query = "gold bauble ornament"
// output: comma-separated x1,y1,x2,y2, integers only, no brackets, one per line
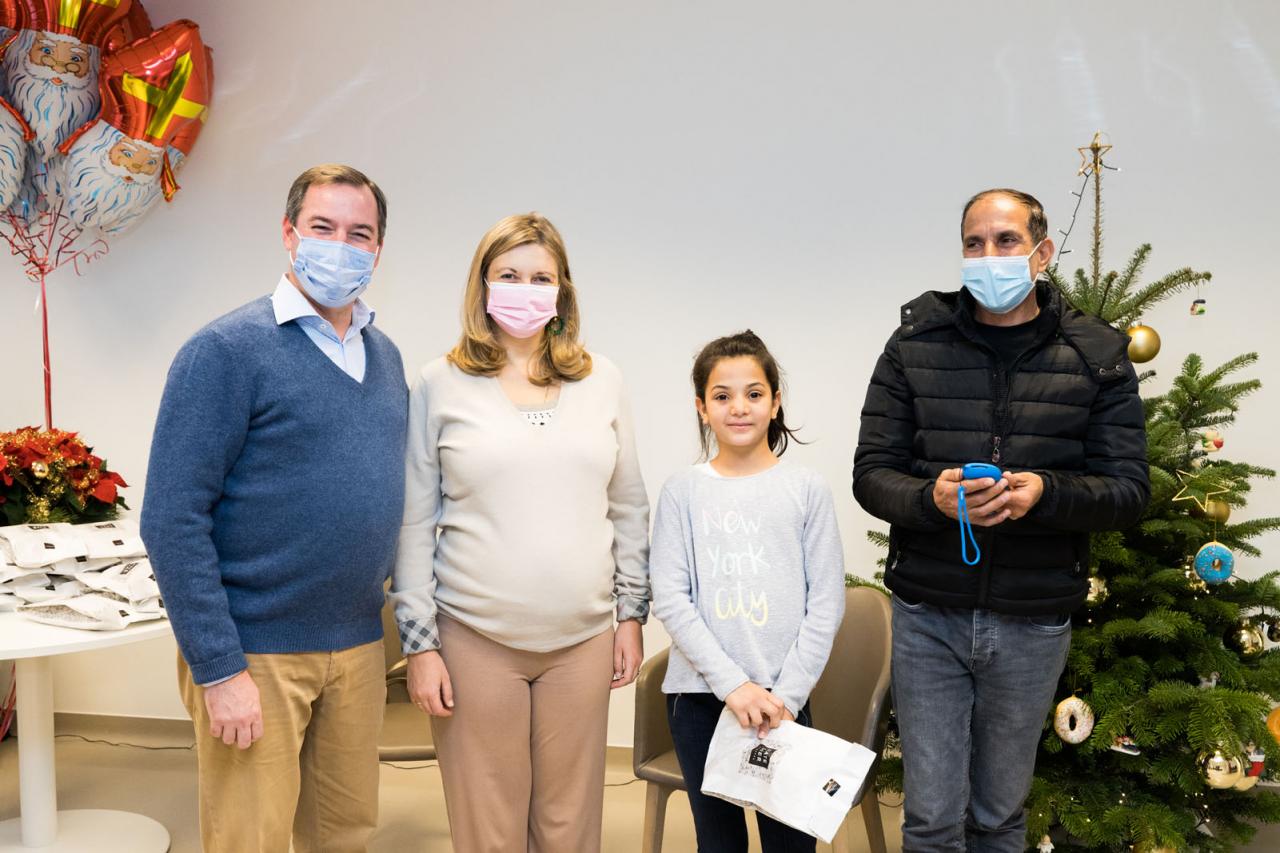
1200,748,1245,789
1233,773,1260,791
30,460,49,479
1227,622,1265,658
1087,576,1109,606
1126,323,1161,363
1190,499,1231,524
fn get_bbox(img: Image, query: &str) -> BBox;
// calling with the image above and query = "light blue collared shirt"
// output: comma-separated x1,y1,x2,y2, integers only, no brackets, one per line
270,275,375,382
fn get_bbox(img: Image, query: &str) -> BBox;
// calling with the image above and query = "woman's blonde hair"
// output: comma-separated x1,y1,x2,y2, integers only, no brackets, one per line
448,212,592,385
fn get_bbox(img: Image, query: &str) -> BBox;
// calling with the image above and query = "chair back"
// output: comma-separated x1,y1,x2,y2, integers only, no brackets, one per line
633,646,673,774
809,586,893,752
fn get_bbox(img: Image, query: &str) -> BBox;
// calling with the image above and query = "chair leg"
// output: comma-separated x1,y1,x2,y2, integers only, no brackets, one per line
861,794,888,853
642,782,673,853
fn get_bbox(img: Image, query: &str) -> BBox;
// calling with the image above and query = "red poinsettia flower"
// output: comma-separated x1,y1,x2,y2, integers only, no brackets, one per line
90,469,128,504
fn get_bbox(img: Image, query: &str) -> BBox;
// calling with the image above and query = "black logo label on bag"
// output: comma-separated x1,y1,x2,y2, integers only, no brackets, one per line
822,779,841,796
43,542,55,549
738,739,790,783
748,744,776,769
112,540,124,547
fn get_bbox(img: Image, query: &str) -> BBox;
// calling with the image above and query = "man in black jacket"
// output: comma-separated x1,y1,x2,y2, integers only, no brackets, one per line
853,188,1149,852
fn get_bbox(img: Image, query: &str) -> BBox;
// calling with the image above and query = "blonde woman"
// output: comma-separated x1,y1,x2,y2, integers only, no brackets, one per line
391,212,650,851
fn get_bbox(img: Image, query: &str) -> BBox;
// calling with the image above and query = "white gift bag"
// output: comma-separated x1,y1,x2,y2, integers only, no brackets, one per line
49,555,121,575
0,523,88,568
18,591,166,631
75,558,160,604
701,707,877,844
8,573,83,603
72,519,146,560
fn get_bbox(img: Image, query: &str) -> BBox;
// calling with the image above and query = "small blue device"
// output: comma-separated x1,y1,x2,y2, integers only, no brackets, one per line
961,462,1003,481
957,462,1004,566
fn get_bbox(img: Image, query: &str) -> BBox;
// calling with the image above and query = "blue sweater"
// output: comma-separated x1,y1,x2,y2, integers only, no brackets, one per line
141,297,408,684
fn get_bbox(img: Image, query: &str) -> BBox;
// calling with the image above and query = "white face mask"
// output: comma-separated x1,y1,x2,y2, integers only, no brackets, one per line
289,228,378,308
960,238,1045,314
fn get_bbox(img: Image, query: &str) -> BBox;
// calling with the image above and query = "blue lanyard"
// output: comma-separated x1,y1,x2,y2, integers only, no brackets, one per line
958,486,981,566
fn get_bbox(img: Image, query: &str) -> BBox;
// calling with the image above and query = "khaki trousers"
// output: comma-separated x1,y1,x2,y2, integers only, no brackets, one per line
433,614,614,853
178,640,386,853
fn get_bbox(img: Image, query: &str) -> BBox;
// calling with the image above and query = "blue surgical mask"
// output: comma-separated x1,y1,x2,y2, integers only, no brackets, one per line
960,239,1045,314
289,228,378,308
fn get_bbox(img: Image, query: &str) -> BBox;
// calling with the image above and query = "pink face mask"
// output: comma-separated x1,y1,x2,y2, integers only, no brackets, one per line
486,281,559,338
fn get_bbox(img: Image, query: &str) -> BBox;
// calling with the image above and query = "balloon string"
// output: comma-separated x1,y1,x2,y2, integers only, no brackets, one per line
40,270,51,430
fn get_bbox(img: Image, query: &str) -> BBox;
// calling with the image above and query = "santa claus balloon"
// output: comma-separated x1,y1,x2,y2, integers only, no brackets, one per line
60,19,211,233
0,1,210,231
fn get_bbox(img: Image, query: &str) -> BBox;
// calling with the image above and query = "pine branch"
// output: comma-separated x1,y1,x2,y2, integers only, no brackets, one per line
1112,267,1212,328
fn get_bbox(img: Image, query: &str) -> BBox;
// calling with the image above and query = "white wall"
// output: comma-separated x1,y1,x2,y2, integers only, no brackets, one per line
2,0,1278,745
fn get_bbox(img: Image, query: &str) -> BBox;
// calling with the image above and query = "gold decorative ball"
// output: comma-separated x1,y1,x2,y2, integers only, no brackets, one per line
1200,749,1246,789
1191,500,1231,523
1227,623,1265,658
1126,323,1161,364
1204,500,1231,524
1087,576,1109,606
1234,773,1260,791
30,460,49,479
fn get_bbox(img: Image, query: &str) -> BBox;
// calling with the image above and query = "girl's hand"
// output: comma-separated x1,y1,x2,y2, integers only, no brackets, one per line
611,620,644,689
726,682,785,738
406,650,454,716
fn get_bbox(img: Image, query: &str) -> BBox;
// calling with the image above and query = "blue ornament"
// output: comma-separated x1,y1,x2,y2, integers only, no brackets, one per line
1194,541,1234,585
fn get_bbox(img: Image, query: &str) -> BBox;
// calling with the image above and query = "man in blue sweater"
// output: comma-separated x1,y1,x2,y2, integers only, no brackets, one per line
141,164,408,853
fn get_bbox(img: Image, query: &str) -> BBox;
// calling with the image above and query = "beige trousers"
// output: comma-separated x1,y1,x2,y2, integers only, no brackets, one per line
178,640,386,853
432,613,615,853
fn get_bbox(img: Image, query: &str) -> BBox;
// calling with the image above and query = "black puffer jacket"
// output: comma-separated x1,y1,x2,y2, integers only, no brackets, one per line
853,283,1150,615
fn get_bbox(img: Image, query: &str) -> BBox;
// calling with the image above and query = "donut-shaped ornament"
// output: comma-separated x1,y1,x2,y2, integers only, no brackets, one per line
1194,541,1234,585
1054,696,1095,744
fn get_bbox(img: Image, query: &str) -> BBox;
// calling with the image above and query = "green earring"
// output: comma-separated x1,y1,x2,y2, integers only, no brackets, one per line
547,316,565,336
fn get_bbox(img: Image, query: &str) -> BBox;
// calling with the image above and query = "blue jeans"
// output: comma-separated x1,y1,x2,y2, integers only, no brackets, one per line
667,692,817,853
891,595,1071,853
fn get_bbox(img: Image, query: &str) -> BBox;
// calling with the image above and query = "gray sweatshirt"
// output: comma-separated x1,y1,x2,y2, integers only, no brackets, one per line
651,461,846,716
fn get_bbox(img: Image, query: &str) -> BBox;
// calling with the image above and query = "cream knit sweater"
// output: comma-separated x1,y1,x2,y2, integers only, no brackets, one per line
390,354,651,654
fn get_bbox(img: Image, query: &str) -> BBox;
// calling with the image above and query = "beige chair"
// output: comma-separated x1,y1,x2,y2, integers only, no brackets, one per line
633,585,893,853
378,594,437,762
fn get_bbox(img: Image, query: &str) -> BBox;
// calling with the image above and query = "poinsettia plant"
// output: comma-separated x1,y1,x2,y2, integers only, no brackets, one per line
0,427,128,525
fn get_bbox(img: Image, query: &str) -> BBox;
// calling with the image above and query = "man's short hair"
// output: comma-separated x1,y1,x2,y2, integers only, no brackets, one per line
961,188,1047,244
285,164,388,243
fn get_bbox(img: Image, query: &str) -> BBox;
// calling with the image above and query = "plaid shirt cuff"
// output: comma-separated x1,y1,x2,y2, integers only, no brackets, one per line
616,596,650,624
398,617,440,655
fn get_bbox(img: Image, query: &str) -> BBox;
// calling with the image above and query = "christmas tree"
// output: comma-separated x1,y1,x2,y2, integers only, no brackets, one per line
859,135,1280,852
1023,136,1280,852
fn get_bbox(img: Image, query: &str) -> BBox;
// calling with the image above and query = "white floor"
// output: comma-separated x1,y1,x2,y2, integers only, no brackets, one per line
0,715,899,852
0,716,1276,852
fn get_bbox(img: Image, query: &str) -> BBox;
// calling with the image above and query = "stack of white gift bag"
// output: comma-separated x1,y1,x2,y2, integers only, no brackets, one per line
0,520,165,630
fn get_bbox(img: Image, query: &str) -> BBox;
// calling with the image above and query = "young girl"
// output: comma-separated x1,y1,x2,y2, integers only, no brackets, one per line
651,330,846,853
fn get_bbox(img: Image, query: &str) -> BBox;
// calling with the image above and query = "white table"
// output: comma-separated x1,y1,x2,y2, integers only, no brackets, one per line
0,614,172,851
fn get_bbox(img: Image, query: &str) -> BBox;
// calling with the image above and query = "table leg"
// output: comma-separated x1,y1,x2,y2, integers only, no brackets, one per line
15,657,56,846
